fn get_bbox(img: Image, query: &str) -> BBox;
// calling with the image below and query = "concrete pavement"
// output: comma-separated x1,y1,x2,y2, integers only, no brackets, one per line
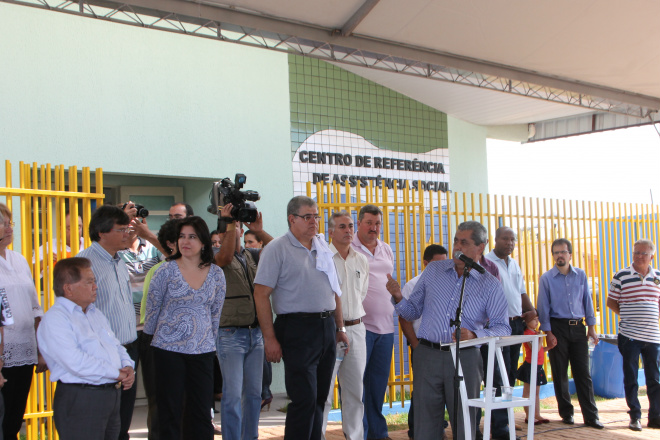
125,391,656,439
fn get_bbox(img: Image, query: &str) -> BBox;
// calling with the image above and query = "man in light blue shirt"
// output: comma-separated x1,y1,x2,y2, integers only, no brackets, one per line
537,238,603,429
37,257,135,440
387,221,510,440
77,205,137,440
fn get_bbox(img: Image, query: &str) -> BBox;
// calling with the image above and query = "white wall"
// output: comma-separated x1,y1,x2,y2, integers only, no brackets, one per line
447,116,489,195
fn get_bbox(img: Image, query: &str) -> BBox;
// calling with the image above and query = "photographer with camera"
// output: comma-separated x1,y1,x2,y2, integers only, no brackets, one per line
213,203,272,440
120,202,167,329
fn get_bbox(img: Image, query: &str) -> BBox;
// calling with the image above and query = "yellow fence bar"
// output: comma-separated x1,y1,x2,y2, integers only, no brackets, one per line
305,180,660,409
1,160,104,440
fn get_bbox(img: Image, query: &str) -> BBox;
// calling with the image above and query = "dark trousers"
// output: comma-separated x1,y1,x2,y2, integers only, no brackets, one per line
138,332,159,440
547,318,598,421
274,314,336,440
54,382,121,440
503,317,525,387
120,339,139,440
618,334,660,420
407,346,415,439
413,346,482,440
154,348,215,440
476,345,509,437
1,364,34,440
262,358,273,401
213,356,222,395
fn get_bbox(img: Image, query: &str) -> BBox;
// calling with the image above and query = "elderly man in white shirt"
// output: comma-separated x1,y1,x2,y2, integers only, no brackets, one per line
37,257,135,440
321,211,369,440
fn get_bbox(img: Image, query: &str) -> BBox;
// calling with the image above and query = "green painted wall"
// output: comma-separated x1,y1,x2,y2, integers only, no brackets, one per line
289,55,448,156
0,2,293,237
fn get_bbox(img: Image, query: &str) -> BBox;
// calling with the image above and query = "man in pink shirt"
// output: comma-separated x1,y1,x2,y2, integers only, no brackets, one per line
351,205,395,440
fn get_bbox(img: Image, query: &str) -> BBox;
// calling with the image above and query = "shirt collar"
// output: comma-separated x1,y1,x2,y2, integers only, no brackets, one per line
56,296,96,314
91,241,119,262
629,264,652,277
352,233,382,255
487,250,508,263
550,264,577,277
285,230,316,251
330,242,355,259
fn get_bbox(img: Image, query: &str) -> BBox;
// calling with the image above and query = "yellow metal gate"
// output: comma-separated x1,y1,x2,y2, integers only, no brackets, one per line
1,160,104,440
309,181,660,409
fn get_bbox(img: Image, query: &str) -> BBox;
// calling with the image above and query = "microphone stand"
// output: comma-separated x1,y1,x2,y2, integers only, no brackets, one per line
450,265,471,440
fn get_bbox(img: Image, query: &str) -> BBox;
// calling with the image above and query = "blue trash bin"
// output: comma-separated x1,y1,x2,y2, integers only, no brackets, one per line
591,339,625,398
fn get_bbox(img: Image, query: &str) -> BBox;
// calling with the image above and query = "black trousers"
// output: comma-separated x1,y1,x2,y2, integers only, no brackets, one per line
476,344,509,437
274,314,336,440
1,364,34,440
503,317,525,387
138,332,159,440
54,382,121,440
120,339,139,440
547,318,598,421
154,348,215,440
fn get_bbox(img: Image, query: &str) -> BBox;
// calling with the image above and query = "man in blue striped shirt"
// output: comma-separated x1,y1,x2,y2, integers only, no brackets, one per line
387,221,510,440
77,205,137,440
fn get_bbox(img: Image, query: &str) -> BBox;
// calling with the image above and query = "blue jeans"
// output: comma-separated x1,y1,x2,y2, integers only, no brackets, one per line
216,327,265,440
363,331,393,439
618,334,660,420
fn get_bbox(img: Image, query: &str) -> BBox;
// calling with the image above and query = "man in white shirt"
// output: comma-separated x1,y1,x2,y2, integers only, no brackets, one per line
485,227,535,388
322,211,369,440
37,257,135,440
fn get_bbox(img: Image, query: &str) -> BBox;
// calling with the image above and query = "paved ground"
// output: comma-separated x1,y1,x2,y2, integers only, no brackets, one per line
124,390,655,439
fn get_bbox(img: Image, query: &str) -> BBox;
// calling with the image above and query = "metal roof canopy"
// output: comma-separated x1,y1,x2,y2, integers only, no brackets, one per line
5,0,660,141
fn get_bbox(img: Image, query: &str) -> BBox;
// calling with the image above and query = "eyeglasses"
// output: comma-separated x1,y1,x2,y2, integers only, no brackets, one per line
552,250,570,255
2,222,15,228
113,228,131,234
293,214,321,222
634,251,652,257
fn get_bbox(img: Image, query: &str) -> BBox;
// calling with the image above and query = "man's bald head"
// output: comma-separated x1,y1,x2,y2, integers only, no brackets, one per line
493,226,516,258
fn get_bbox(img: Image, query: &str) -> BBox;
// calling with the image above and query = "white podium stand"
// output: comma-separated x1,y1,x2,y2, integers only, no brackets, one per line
448,334,544,440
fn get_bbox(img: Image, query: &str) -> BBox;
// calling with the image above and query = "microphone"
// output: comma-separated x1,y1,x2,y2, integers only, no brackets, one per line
455,251,486,274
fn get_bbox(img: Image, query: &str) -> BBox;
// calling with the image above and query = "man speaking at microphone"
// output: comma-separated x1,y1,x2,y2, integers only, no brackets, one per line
386,221,510,440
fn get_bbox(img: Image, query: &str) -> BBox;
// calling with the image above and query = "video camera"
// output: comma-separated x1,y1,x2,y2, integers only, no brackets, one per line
208,173,260,233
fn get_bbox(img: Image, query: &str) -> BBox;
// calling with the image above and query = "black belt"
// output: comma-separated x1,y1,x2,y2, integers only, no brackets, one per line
419,338,451,351
58,380,121,390
279,310,335,319
509,316,521,321
220,323,259,329
552,317,584,326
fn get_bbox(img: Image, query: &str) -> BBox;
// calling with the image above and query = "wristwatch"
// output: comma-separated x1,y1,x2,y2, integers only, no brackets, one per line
336,326,346,333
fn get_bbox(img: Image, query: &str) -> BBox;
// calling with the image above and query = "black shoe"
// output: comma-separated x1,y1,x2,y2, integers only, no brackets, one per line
562,415,574,425
648,417,660,429
585,419,604,429
629,419,642,431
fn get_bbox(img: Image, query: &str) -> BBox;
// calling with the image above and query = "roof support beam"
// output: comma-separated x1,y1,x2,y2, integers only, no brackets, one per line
338,0,380,36
4,0,659,119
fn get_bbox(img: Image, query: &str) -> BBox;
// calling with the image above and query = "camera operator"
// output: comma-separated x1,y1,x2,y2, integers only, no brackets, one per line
213,203,273,440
